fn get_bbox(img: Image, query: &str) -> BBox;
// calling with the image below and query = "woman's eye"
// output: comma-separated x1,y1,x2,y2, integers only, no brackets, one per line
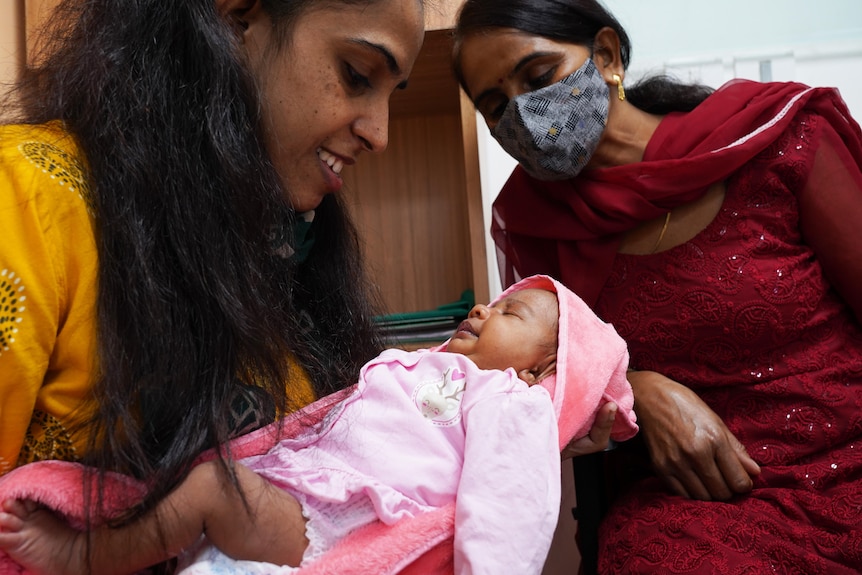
344,64,372,91
527,68,555,91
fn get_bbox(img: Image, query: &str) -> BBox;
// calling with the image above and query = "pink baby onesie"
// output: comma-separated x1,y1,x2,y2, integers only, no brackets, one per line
236,348,560,575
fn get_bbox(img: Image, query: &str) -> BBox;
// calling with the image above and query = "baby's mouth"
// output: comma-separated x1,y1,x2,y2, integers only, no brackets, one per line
455,320,478,337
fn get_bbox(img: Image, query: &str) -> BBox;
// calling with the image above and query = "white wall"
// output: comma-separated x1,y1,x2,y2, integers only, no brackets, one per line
478,0,862,298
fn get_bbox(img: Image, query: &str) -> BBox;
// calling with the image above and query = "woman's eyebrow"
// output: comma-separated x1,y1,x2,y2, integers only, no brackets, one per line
348,39,409,89
511,51,554,75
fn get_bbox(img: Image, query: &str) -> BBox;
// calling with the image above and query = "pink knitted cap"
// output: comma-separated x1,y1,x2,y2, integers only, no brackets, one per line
493,274,638,449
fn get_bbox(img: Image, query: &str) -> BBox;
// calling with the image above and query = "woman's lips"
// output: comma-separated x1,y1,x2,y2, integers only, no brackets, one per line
317,148,344,192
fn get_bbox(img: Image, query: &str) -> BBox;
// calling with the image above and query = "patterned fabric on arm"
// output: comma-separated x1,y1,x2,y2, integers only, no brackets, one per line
0,122,97,472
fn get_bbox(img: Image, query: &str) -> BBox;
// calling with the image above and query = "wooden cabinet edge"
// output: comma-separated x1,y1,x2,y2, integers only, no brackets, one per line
459,89,490,306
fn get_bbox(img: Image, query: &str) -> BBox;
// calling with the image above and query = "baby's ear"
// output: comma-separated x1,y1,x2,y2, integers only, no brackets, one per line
535,355,557,383
519,354,557,386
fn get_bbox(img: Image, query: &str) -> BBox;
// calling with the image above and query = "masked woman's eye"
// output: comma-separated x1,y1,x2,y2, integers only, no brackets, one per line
527,67,556,91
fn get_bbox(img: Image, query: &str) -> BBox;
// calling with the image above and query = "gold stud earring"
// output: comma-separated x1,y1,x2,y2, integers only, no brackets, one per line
613,74,625,101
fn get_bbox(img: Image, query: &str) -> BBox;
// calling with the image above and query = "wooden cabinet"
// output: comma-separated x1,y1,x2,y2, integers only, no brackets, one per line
22,0,488,314
348,0,489,314
347,6,489,314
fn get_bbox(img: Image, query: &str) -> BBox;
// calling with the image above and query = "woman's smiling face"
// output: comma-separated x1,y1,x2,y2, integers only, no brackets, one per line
242,0,425,211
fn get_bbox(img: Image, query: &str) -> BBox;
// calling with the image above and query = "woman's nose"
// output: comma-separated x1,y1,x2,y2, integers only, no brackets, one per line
353,100,390,153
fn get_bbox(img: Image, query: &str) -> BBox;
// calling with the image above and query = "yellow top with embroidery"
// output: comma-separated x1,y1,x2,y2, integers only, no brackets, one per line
0,121,316,475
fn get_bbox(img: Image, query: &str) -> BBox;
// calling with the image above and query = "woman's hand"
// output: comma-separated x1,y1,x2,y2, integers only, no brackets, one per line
560,402,617,459
628,370,761,500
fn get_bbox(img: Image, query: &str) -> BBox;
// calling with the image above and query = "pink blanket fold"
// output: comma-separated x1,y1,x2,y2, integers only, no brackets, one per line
0,387,455,575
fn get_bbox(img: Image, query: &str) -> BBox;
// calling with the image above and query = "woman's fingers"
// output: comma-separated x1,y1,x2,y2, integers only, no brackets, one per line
666,430,760,501
560,402,616,459
714,433,760,494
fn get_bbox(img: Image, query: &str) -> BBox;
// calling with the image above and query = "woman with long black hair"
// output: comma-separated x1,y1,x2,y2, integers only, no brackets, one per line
0,0,423,524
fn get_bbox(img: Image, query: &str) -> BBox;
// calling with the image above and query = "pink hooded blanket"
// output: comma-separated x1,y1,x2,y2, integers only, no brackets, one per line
0,274,636,574
502,274,638,448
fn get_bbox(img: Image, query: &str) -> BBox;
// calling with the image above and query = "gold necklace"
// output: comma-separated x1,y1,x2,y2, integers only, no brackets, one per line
650,212,671,254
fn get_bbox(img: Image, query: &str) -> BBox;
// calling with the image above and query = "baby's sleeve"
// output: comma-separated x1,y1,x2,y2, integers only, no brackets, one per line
453,383,560,575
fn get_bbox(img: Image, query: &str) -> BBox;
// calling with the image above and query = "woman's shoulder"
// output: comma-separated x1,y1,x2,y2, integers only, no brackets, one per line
0,121,92,218
0,121,81,154
0,121,90,198
0,121,96,273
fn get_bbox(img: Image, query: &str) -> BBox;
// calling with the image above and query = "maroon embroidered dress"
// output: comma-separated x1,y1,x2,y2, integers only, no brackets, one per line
490,80,862,573
594,111,862,574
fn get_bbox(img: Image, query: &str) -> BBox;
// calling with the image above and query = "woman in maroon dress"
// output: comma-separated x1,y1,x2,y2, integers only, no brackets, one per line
452,0,862,572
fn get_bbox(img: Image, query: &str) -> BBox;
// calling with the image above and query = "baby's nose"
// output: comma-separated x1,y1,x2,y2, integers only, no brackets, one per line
468,304,490,319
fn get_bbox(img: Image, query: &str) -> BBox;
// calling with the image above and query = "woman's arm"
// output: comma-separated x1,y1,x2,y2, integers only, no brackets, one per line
627,370,760,501
0,125,105,471
797,115,862,323
0,148,66,471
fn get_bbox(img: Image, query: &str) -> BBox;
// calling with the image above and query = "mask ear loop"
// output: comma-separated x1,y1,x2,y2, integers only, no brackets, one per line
612,74,625,101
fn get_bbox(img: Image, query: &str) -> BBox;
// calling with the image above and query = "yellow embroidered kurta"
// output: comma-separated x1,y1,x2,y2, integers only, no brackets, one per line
0,121,316,475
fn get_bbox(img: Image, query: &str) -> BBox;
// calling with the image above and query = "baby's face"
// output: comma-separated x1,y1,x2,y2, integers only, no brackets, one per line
447,289,558,383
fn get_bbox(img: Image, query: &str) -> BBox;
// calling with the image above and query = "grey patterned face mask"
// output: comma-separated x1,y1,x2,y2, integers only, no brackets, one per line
491,58,610,181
